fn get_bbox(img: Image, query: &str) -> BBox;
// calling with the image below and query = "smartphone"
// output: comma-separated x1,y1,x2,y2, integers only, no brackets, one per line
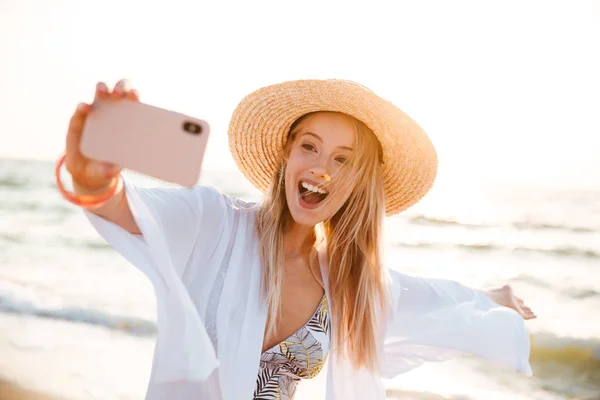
80,99,210,187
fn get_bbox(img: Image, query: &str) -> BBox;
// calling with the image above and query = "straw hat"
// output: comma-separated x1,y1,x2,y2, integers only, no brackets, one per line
227,79,438,216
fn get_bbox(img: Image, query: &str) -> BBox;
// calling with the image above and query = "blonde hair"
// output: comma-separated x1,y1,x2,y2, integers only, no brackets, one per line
254,111,388,372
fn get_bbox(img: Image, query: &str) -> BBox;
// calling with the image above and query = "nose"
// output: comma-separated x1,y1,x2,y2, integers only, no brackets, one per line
309,166,331,182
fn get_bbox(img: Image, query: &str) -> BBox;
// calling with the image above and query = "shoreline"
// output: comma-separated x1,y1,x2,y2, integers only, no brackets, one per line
0,312,553,400
0,312,330,400
0,312,154,400
0,312,443,400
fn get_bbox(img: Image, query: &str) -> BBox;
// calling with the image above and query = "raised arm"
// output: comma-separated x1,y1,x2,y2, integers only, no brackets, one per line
60,80,234,383
65,79,139,234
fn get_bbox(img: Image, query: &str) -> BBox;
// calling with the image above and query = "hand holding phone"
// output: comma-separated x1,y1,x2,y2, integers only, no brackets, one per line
65,79,210,192
65,81,127,194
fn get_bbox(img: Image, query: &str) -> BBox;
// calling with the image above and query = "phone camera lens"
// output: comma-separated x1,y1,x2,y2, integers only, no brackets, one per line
183,121,202,135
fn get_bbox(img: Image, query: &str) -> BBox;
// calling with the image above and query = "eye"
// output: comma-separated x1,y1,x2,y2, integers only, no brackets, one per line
301,143,316,152
335,156,348,164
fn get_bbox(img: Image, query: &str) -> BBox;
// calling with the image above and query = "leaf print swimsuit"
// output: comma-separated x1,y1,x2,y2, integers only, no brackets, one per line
253,295,331,400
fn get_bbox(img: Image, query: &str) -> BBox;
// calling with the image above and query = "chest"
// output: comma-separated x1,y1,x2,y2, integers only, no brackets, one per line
261,257,325,352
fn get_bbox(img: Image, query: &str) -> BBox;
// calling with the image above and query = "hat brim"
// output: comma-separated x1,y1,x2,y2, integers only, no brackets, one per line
227,79,438,216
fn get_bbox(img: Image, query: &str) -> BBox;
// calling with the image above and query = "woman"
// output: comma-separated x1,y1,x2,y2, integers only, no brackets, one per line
60,79,536,400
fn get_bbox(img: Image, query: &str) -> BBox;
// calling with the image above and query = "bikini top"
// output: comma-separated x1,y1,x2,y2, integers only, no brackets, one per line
253,294,331,400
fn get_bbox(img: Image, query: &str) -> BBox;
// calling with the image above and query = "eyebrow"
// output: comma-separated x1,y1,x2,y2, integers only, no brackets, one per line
302,132,354,151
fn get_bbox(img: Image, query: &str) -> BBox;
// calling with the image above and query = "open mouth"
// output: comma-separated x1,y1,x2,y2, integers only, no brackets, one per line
298,181,328,205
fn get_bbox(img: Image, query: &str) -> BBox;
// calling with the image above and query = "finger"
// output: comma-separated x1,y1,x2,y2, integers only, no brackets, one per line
127,88,140,101
521,305,533,314
517,303,536,319
524,311,537,320
94,82,109,102
65,103,91,177
112,79,130,99
511,301,526,316
66,103,91,150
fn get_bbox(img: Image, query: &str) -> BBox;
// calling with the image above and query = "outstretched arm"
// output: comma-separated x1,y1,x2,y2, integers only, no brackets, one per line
382,270,533,378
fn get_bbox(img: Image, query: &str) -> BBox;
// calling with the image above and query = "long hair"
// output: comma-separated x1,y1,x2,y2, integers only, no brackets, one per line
254,111,388,372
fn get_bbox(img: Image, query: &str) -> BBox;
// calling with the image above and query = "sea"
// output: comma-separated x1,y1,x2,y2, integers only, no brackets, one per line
0,157,599,400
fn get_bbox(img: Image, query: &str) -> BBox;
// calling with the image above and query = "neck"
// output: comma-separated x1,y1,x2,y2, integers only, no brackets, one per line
283,221,315,259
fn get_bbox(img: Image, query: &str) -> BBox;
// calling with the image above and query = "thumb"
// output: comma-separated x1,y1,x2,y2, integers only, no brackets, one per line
85,160,122,182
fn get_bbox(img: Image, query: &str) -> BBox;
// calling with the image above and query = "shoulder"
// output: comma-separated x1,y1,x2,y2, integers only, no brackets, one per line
126,177,260,221
169,184,260,213
191,186,262,227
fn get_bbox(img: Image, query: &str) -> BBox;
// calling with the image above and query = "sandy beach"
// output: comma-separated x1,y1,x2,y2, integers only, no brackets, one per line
0,378,63,400
0,312,333,400
0,379,57,400
0,312,154,400
0,312,462,400
0,311,543,400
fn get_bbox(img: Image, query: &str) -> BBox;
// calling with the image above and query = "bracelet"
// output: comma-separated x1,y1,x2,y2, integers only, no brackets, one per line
55,152,121,209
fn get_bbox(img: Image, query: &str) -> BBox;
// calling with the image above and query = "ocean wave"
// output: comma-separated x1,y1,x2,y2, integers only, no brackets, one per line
0,295,156,336
512,221,596,234
509,274,554,289
0,232,24,244
0,201,74,214
0,233,112,250
529,333,600,394
394,241,600,260
561,287,600,300
508,244,599,259
513,245,600,259
408,215,484,229
408,215,596,234
54,237,112,250
0,177,27,189
509,275,600,300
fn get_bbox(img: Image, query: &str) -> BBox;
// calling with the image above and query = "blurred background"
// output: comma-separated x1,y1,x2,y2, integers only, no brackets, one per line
0,1,598,399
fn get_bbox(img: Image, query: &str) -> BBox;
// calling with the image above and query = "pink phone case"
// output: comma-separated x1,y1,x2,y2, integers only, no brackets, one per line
80,99,210,187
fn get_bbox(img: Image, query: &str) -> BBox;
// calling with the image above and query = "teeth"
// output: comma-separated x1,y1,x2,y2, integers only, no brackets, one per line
301,181,327,195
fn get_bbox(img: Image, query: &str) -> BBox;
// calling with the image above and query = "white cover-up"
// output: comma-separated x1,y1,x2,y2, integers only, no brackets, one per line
84,177,532,400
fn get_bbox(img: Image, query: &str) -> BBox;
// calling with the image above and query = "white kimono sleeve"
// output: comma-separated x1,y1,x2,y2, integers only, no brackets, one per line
382,270,532,378
83,176,230,383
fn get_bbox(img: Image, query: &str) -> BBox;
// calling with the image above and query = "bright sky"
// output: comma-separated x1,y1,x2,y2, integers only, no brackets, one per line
1,0,599,190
